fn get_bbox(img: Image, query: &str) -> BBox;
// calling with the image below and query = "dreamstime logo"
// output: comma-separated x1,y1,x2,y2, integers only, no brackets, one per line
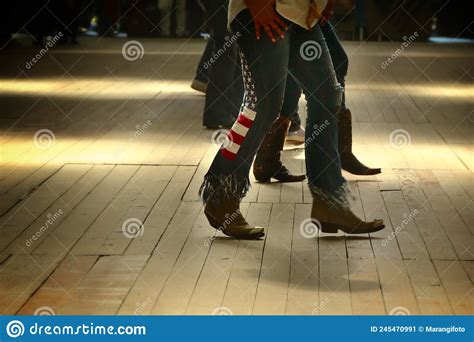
122,40,145,61
211,129,232,149
299,218,322,238
305,121,330,147
203,32,241,69
389,129,411,149
290,120,330,158
129,120,152,143
34,306,56,315
6,320,25,338
312,295,336,315
134,297,152,315
389,306,411,315
212,306,233,315
204,210,240,247
122,218,144,238
25,32,63,70
34,129,55,149
300,40,322,61
400,177,418,194
398,177,423,206
381,209,419,247
26,209,63,247
381,32,419,70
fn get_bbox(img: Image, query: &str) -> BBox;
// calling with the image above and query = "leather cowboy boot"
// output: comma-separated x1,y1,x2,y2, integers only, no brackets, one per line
253,116,306,183
311,194,385,234
204,199,265,239
338,108,382,175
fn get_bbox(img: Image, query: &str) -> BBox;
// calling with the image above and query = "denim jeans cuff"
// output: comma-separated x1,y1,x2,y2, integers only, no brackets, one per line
308,180,351,207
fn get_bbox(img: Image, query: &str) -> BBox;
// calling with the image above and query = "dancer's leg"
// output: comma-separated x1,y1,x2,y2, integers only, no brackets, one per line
251,49,306,184
252,114,306,183
288,24,385,234
191,0,214,92
158,0,172,36
282,76,305,144
192,38,213,92
175,0,187,37
321,23,348,99
251,24,344,182
289,24,344,195
200,10,290,238
281,76,302,126
322,22,381,175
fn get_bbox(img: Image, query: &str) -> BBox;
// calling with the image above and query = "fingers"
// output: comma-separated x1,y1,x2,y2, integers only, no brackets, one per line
306,4,321,30
306,13,316,30
269,21,285,40
254,21,261,40
274,16,289,32
253,12,287,43
263,24,276,43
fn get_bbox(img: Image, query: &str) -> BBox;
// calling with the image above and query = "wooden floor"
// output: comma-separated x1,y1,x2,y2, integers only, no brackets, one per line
0,38,472,315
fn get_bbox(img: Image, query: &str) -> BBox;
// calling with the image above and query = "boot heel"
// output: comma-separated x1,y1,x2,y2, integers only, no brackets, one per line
204,211,221,230
320,222,339,233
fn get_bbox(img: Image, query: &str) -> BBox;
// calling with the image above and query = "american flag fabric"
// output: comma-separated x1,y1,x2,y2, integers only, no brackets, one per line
221,54,258,160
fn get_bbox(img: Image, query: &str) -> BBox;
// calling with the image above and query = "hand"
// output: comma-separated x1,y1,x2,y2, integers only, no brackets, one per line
245,0,288,42
320,0,335,26
306,0,322,29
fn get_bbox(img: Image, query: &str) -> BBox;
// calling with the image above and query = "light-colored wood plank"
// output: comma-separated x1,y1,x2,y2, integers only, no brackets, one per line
31,165,139,257
126,166,196,255
18,255,99,315
185,204,250,315
220,203,271,315
117,202,202,315
0,255,61,314
349,257,385,314
252,203,294,314
433,170,474,235
405,259,454,315
382,189,430,260
376,258,420,315
286,203,318,315
0,164,61,216
72,166,177,256
0,164,92,251
317,230,352,314
434,260,473,315
257,183,281,203
415,170,473,260
150,208,215,315
57,255,149,315
5,165,113,255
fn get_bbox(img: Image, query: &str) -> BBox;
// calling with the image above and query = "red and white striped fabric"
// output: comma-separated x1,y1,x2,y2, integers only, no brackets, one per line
221,107,257,160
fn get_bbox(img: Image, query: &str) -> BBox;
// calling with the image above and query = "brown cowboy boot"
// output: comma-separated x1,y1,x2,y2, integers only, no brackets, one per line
204,199,265,239
311,195,385,234
338,108,382,175
253,116,306,183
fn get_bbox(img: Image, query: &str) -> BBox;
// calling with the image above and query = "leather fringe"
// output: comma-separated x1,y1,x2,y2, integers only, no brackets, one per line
199,173,251,203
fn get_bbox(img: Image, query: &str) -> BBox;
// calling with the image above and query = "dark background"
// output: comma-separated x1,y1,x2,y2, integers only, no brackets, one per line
0,0,472,46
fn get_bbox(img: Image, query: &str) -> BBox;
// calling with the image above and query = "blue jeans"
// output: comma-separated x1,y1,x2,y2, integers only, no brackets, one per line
284,22,348,130
200,10,345,202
